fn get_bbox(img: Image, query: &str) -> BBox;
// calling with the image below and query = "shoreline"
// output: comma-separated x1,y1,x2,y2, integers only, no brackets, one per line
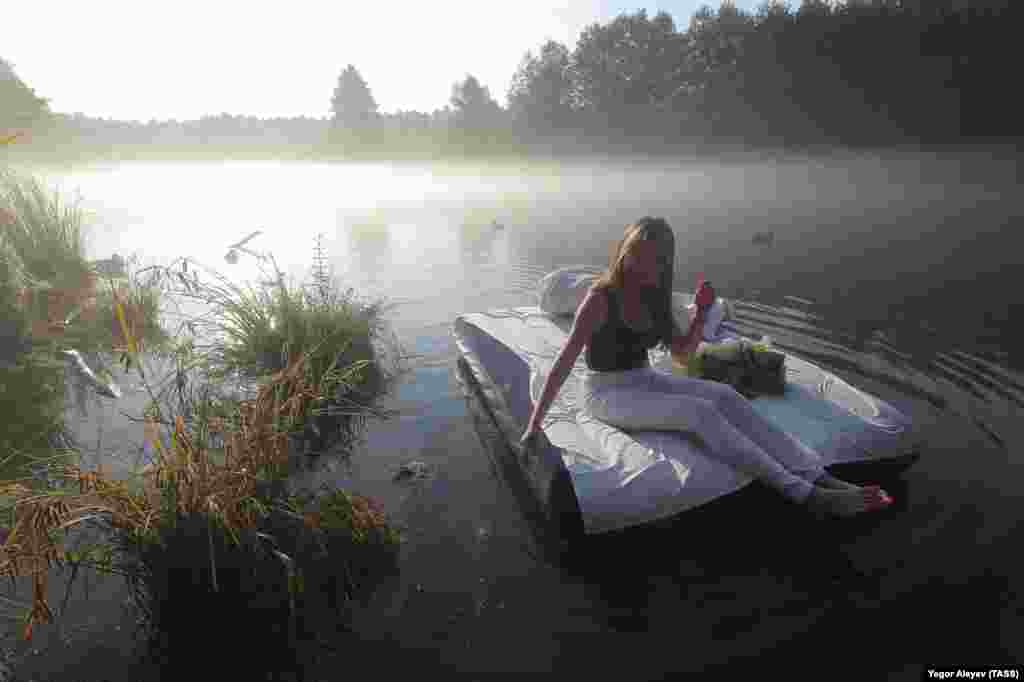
6,137,1022,173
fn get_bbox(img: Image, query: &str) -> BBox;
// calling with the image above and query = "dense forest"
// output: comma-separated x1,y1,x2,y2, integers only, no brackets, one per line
2,0,1019,163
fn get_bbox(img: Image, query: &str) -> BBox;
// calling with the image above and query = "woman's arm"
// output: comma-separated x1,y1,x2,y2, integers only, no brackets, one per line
527,289,607,432
671,281,715,357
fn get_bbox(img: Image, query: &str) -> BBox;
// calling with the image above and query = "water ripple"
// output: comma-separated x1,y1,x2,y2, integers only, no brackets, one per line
734,298,1018,453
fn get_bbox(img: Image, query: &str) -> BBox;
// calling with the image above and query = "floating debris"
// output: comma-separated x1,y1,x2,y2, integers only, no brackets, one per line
972,416,1007,451
62,349,121,399
393,460,432,482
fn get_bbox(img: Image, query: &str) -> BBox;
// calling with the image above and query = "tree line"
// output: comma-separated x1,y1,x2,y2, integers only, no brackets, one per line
2,0,1020,163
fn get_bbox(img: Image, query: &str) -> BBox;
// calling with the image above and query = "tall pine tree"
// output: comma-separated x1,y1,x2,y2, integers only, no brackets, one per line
330,65,378,127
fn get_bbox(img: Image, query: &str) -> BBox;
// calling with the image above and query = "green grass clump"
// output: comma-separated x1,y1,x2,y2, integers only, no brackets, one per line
185,236,395,449
0,231,31,367
0,170,171,489
0,169,170,358
0,169,90,292
310,486,401,547
213,276,374,389
0,207,70,487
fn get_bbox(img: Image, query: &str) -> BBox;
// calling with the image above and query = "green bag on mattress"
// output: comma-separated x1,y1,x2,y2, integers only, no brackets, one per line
692,339,787,398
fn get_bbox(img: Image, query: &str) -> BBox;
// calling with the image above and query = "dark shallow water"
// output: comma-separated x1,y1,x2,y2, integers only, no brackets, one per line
4,152,1022,678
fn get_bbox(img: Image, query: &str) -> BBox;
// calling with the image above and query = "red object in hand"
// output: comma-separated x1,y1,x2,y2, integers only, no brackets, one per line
675,274,715,356
694,275,715,310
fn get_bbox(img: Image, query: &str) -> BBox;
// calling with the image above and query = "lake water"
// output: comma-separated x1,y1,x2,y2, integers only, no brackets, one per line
5,152,1022,677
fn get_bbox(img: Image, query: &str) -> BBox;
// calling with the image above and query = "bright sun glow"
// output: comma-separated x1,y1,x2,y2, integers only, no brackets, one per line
3,1,763,122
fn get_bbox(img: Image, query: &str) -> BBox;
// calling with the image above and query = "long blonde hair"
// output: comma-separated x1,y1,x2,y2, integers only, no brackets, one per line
589,216,678,349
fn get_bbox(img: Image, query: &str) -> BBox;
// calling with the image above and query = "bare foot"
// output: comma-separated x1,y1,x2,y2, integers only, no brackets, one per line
806,484,893,518
813,472,861,492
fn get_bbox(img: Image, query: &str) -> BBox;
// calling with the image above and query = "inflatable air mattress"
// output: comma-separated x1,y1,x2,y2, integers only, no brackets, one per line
452,295,922,537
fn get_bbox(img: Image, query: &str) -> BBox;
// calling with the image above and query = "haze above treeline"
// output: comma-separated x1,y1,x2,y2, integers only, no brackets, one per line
2,1,1018,163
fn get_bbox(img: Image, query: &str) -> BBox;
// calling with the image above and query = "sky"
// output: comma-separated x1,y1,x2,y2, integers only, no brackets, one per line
4,1,768,122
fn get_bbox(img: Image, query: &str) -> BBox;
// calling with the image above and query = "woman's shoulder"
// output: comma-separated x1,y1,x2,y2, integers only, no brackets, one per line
580,283,611,327
588,281,616,299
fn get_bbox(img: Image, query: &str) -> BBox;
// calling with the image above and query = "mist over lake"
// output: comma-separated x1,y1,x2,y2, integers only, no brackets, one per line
30,151,1021,352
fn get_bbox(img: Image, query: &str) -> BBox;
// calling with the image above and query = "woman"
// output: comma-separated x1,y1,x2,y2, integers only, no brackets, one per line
520,217,893,518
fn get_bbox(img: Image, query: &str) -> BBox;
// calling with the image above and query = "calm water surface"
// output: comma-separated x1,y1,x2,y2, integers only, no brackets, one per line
7,154,1022,676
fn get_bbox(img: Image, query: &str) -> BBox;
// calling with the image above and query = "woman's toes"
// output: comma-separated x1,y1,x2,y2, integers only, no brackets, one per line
864,489,894,510
868,486,892,503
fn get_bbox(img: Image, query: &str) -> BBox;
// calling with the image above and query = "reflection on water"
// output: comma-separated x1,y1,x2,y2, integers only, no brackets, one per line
11,156,1022,672
344,212,392,279
456,214,508,268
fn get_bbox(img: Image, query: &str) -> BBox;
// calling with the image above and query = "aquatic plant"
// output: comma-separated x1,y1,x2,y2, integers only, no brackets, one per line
147,230,404,453
0,327,401,649
0,224,409,671
309,231,332,306
0,171,174,496
0,171,170,356
0,162,410,669
0,233,69,484
0,171,91,301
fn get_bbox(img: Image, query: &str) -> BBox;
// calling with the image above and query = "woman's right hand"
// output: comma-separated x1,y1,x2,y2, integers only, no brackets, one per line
695,281,715,310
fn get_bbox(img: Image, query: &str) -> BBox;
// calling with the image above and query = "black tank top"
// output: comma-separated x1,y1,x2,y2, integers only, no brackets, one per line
584,287,662,372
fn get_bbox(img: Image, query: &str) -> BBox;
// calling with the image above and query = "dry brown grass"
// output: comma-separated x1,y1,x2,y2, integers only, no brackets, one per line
0,301,368,641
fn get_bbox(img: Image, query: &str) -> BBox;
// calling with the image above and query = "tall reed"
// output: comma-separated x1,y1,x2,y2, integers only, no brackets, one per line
0,224,411,649
0,172,171,493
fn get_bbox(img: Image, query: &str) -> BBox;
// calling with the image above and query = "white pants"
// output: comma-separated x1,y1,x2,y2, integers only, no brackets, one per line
578,366,824,502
